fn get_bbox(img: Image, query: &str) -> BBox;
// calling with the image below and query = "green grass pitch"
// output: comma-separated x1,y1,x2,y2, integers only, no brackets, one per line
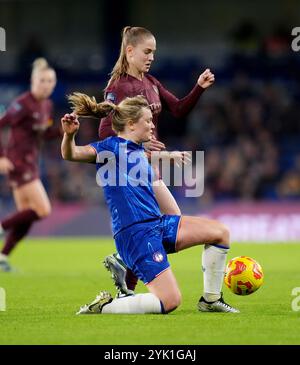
0,238,300,345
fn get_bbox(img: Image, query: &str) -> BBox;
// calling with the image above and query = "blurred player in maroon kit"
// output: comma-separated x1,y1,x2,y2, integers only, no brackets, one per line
99,26,215,296
0,58,61,272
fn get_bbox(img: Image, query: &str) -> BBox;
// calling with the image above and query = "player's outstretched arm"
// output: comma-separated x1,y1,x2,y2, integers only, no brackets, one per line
155,68,214,119
61,113,96,163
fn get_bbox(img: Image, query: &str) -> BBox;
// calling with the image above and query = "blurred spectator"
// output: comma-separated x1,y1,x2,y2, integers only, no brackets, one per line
277,154,300,199
183,72,298,203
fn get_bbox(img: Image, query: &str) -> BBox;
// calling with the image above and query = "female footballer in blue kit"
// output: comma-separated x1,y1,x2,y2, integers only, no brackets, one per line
61,93,239,315
99,26,215,295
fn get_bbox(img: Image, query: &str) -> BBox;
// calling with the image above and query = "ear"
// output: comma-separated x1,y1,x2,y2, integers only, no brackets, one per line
128,119,135,130
126,45,134,58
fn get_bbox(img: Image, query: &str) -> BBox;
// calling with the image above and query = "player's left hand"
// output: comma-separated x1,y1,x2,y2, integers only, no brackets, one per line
143,135,166,152
150,151,191,167
197,68,215,89
169,151,192,167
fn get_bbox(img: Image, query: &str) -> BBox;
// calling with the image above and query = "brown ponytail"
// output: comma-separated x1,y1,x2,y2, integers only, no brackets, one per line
68,93,150,133
68,92,115,119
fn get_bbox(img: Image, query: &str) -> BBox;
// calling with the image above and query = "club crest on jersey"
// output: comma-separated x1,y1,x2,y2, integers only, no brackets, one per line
153,251,164,263
152,85,159,94
106,92,116,103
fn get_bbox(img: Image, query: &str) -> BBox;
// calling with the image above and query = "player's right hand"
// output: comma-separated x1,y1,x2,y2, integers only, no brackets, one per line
0,157,14,175
143,136,166,152
61,113,80,136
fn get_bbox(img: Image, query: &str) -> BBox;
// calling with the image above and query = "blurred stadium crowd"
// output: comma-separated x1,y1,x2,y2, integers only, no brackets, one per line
0,19,300,208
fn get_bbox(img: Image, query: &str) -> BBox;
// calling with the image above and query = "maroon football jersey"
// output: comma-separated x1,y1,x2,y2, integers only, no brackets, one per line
98,74,204,140
0,91,61,187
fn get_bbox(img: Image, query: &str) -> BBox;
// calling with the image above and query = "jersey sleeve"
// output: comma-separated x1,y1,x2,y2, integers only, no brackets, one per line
90,139,116,167
90,139,112,154
89,141,102,153
98,84,129,139
0,99,28,156
155,77,205,118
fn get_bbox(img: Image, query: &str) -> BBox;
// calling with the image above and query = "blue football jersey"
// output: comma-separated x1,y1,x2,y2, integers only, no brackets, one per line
90,136,162,235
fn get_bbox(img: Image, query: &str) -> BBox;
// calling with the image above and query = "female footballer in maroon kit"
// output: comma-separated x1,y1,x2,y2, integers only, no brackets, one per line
100,26,215,295
0,58,60,271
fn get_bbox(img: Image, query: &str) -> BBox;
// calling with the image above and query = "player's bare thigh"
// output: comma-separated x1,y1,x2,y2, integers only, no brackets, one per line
12,179,51,217
146,267,182,312
175,216,230,251
153,179,181,215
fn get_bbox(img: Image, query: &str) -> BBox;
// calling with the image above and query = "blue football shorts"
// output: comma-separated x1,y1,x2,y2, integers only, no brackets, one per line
114,215,181,285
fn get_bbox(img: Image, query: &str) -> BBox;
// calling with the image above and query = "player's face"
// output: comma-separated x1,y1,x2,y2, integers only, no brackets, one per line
132,107,155,143
31,69,57,100
127,36,156,74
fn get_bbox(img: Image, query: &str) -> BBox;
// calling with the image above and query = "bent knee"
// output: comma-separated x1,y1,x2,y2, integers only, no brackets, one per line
217,223,230,247
162,292,182,313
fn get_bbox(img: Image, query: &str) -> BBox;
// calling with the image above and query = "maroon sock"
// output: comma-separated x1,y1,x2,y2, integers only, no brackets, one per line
1,222,33,256
125,268,139,291
1,209,40,231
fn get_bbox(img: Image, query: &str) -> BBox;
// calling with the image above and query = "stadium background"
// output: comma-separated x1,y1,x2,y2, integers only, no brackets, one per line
1,0,300,241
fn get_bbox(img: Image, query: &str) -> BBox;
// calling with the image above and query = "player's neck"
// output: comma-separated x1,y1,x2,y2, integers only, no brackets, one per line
127,66,144,81
118,132,141,145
